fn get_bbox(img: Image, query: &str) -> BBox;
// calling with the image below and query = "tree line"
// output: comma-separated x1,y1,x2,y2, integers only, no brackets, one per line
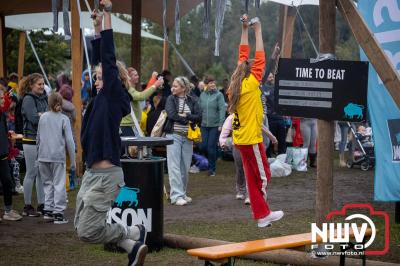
4,1,359,86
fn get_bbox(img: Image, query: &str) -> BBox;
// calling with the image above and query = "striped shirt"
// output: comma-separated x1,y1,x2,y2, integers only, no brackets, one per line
173,97,191,134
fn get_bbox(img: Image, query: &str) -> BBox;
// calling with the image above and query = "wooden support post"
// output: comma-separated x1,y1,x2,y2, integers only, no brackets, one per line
337,0,400,108
131,0,142,76
316,1,335,228
277,5,285,48
162,29,169,70
0,15,6,78
71,0,83,176
18,32,26,80
396,202,400,224
279,6,296,58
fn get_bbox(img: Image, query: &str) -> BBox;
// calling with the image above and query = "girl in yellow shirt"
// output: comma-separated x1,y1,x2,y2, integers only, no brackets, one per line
227,15,284,228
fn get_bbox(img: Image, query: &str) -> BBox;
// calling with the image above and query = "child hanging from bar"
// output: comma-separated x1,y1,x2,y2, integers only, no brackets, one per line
74,1,148,265
227,14,284,228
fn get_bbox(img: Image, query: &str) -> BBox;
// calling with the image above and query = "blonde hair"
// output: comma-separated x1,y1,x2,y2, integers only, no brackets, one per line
95,62,130,89
153,95,161,108
48,92,63,112
227,60,252,113
116,61,130,89
174,76,192,94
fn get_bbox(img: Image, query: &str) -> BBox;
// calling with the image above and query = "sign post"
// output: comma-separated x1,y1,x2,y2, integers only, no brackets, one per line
275,59,369,122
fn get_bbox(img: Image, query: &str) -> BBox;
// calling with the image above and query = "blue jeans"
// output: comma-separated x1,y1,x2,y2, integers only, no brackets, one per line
166,133,193,203
200,127,219,173
338,122,349,154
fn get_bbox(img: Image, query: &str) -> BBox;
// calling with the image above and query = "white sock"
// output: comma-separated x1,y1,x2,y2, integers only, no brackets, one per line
118,239,135,253
127,225,140,241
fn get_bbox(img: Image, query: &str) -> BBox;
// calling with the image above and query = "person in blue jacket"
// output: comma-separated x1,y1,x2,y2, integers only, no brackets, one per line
74,2,148,265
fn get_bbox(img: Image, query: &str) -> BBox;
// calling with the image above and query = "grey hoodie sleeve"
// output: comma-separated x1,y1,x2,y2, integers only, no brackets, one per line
63,117,76,169
22,96,40,126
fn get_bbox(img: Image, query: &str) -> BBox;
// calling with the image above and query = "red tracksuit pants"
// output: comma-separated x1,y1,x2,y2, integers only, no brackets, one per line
236,143,271,219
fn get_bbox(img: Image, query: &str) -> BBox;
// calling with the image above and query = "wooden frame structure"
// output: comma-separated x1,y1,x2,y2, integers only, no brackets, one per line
0,0,201,174
0,0,398,227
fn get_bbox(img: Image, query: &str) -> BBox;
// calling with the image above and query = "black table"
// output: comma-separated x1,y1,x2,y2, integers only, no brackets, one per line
121,136,173,160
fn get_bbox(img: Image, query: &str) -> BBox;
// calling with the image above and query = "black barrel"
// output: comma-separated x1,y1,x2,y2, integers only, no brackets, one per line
108,137,173,251
108,157,165,251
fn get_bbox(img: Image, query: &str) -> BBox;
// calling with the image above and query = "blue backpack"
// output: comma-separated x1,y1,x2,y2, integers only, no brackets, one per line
192,153,209,171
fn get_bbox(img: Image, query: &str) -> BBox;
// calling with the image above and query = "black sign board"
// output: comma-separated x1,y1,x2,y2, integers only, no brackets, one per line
275,58,369,121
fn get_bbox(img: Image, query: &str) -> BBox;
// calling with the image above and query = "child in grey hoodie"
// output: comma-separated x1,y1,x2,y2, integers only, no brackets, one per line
37,93,75,224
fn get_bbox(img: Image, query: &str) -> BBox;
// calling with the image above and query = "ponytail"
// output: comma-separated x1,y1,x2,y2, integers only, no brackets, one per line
227,60,252,113
48,92,63,112
116,61,130,89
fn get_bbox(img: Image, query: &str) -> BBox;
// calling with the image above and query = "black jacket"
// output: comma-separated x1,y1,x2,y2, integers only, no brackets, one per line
21,92,48,140
81,30,131,168
0,112,8,159
262,83,284,122
164,94,202,133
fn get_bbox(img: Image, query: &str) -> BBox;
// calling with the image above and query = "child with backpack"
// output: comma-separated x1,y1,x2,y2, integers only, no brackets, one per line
37,93,75,224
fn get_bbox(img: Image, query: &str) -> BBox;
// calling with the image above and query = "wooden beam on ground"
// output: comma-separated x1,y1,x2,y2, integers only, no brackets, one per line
164,234,397,266
162,31,169,70
0,14,6,78
131,0,142,76
17,32,26,80
316,1,335,228
337,0,400,108
71,0,83,176
280,6,296,58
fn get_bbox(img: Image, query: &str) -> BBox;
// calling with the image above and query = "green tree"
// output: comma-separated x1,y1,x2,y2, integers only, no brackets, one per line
204,62,229,83
3,2,360,86
5,29,70,78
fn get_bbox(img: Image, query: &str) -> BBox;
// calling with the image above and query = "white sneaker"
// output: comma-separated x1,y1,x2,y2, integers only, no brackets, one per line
15,185,24,194
3,210,23,221
189,165,200,174
236,193,245,200
257,210,284,228
244,197,250,205
174,198,187,206
184,196,192,203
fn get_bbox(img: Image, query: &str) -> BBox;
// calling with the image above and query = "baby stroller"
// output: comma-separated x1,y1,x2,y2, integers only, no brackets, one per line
346,122,375,171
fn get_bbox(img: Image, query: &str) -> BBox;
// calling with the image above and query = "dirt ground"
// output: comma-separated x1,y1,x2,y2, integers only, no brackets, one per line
0,159,398,265
164,163,391,223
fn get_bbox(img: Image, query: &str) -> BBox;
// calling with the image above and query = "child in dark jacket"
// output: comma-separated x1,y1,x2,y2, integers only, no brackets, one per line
0,88,23,221
74,2,148,265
